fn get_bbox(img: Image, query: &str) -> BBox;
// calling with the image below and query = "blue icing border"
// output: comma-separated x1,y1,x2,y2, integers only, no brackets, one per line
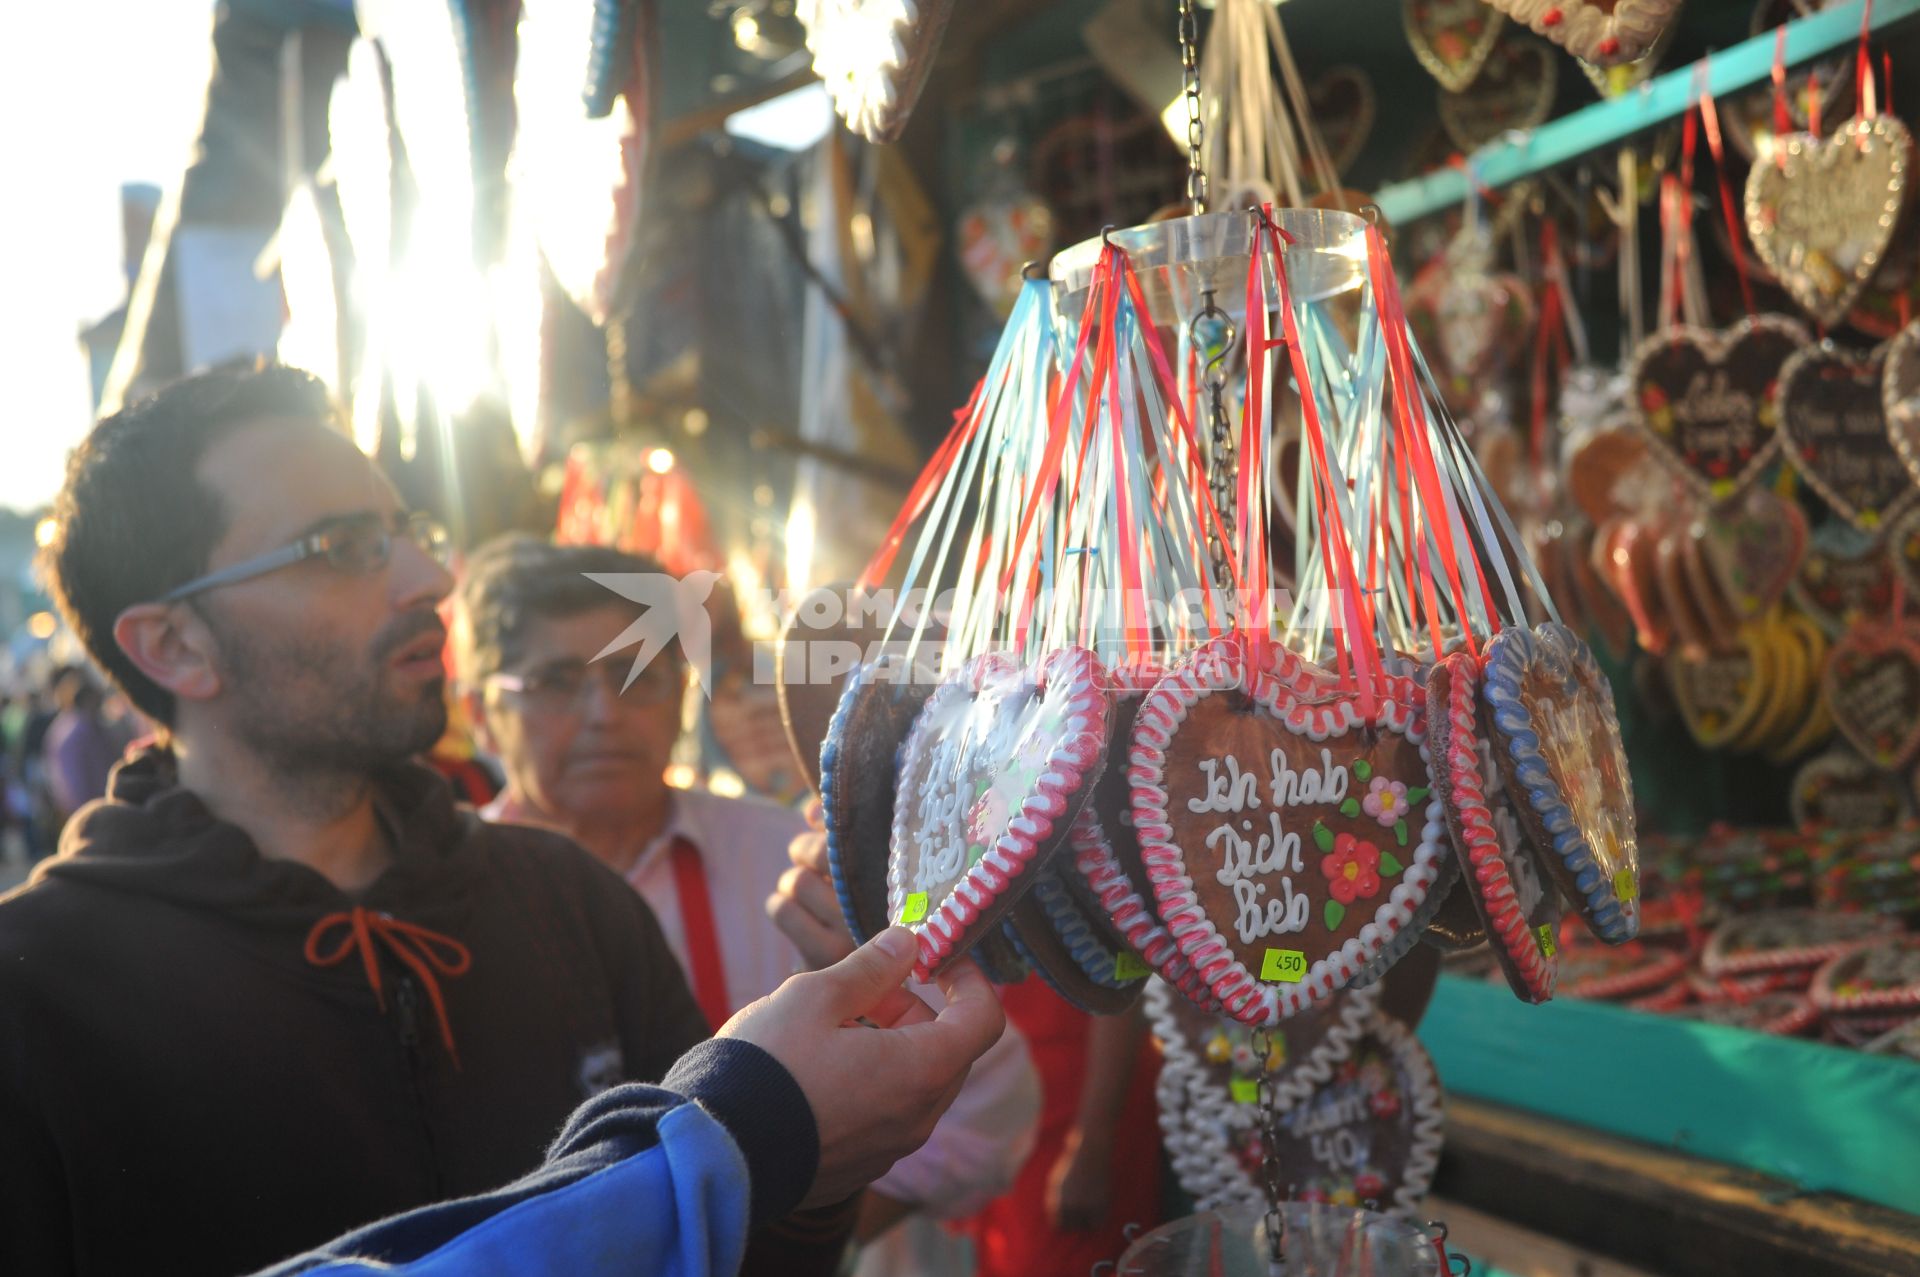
820,662,887,944
1031,866,1141,991
1483,623,1637,944
1000,918,1100,1010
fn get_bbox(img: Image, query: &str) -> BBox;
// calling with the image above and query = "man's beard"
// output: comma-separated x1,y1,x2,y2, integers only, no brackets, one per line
212,611,449,775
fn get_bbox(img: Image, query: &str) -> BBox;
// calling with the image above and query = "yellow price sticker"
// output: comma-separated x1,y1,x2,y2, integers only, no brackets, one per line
1536,924,1558,959
1260,948,1307,983
1114,952,1148,981
1230,1078,1260,1105
900,892,929,924
1613,869,1639,904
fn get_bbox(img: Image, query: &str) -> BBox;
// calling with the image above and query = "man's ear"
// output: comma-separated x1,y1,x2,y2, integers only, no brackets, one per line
112,603,222,708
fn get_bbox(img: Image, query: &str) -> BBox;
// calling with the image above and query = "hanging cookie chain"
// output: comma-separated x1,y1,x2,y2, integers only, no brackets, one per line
1178,0,1207,214
1189,289,1237,591
1250,1023,1288,1266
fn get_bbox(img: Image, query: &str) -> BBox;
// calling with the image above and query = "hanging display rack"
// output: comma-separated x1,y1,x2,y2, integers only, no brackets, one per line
1376,0,1920,224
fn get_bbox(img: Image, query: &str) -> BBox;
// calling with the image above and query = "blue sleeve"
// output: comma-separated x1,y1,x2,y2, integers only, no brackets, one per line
257,1039,819,1277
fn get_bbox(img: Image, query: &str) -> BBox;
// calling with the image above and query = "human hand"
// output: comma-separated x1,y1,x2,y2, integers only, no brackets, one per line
765,802,856,970
1044,1127,1114,1233
718,927,1005,1208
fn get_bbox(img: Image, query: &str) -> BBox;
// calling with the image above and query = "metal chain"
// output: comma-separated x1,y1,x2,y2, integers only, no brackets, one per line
1251,1024,1287,1268
1188,290,1236,590
1178,0,1207,213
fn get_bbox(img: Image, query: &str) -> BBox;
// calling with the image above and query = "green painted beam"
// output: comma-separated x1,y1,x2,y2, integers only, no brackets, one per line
1375,0,1920,224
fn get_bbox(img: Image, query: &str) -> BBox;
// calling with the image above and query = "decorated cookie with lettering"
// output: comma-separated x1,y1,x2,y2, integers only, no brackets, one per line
888,647,1112,977
1628,316,1809,503
1485,0,1677,67
1791,746,1912,828
1133,638,1448,1026
1822,619,1920,769
1885,319,1920,488
1404,0,1507,92
822,657,938,943
1428,652,1562,1002
1778,341,1918,533
1267,1014,1445,1215
1437,32,1557,153
1701,908,1902,978
798,0,955,144
1557,939,1688,1000
1810,936,1920,1016
1002,880,1144,1015
1695,485,1807,621
782,586,945,794
1789,522,1895,637
1667,637,1768,750
1482,623,1640,943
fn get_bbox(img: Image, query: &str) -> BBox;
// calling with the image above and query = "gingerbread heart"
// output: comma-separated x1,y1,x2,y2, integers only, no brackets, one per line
1791,744,1913,828
1309,66,1377,177
1891,505,1920,601
1001,880,1144,1016
1822,619,1920,769
1702,908,1901,977
1482,623,1640,943
957,193,1055,316
1627,315,1809,502
1811,936,1920,1016
799,0,955,143
823,656,939,943
1778,341,1919,532
1133,638,1448,1026
1147,979,1381,1213
1437,32,1558,153
1744,116,1915,329
1884,319,1920,487
889,647,1111,976
1489,0,1679,66
1727,0,1852,165
1404,0,1507,92
1789,522,1895,636
1576,10,1678,97
1694,484,1807,621
1566,420,1655,523
1428,653,1562,1002
1265,1015,1445,1215
1667,638,1769,750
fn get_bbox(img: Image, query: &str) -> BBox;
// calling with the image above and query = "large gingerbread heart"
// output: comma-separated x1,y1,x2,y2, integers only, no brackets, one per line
1789,522,1895,636
1778,341,1919,533
1789,748,1912,825
1404,0,1507,92
1744,116,1915,329
1488,0,1678,66
1821,619,1920,769
1428,653,1562,1002
1133,638,1448,1026
1667,637,1769,750
1001,877,1144,1016
1436,32,1558,153
889,647,1111,976
1265,1014,1445,1216
1627,316,1809,502
1147,979,1381,1213
1694,484,1807,621
1884,319,1920,488
1482,623,1640,943
1309,66,1377,177
823,655,939,943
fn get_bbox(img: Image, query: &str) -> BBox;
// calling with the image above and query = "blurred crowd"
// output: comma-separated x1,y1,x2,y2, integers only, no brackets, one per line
1,665,147,868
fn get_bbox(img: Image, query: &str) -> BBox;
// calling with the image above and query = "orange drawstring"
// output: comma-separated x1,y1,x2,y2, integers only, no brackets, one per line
305,907,473,1068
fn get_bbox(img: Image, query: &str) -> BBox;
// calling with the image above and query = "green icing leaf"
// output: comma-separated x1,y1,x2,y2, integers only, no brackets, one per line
1353,759,1373,782
1378,852,1404,877
1314,822,1335,852
1394,819,1408,846
1324,899,1346,930
1339,798,1361,817
1405,786,1429,805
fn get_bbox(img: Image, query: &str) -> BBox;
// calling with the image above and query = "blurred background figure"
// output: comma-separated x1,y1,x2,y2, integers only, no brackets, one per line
44,665,132,823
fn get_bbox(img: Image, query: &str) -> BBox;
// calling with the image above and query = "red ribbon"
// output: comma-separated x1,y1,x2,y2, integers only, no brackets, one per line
1697,80,1757,318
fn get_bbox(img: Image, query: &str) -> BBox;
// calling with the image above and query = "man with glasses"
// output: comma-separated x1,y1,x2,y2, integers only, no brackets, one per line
0,366,724,1273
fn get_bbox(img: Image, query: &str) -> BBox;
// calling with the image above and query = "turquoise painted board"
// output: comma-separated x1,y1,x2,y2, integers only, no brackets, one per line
1418,976,1920,1215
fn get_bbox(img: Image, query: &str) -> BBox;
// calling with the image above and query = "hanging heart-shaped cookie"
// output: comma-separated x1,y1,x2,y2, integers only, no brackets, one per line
1001,878,1145,1016
1482,623,1640,943
1595,518,1673,654
1778,340,1919,532
1694,484,1807,620
1134,638,1448,1026
1485,0,1678,66
1883,319,1920,487
823,655,940,943
1667,634,1770,749
1728,0,1853,164
1266,1014,1445,1216
1821,618,1920,769
1566,417,1654,524
1744,116,1915,329
1309,66,1378,176
1428,653,1563,1002
1627,315,1810,503
1404,0,1507,92
1891,505,1920,601
1575,7,1679,97
1437,32,1558,152
889,647,1111,976
1791,743,1912,827
1789,522,1895,636
1147,979,1381,1213
957,192,1055,317
1566,519,1638,659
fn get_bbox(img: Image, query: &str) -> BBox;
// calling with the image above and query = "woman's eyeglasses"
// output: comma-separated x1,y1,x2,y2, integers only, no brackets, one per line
159,511,450,603
486,658,683,711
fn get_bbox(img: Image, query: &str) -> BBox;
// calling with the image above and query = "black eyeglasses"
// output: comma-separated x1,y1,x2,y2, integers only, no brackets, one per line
486,658,683,710
159,511,451,603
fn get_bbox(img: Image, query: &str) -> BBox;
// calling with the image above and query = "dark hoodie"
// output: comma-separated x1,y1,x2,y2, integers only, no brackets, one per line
0,747,710,1277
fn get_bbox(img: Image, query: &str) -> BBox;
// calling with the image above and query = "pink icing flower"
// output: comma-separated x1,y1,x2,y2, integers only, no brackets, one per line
965,788,1009,848
1361,775,1410,827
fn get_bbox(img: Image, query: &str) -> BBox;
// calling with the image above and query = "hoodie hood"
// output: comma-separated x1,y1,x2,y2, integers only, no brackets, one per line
40,744,479,926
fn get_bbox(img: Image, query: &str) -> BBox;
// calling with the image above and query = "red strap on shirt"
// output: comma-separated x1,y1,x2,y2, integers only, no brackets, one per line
669,836,731,1031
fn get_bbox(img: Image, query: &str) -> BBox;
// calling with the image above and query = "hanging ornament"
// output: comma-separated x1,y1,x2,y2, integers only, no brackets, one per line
1485,0,1682,68
1404,0,1508,93
1437,32,1558,152
1821,616,1920,769
1576,10,1679,98
1789,522,1896,636
1884,318,1920,486
1728,0,1854,164
957,191,1056,317
798,0,955,143
1777,339,1919,532
1308,66,1378,177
